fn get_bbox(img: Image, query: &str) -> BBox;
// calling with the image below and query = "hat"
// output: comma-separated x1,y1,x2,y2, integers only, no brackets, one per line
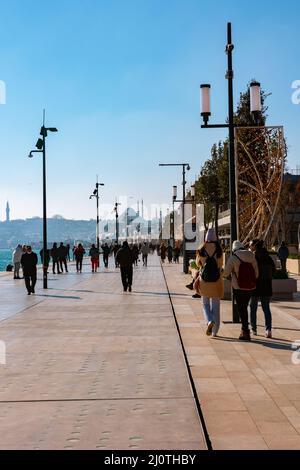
232,240,244,252
205,228,217,242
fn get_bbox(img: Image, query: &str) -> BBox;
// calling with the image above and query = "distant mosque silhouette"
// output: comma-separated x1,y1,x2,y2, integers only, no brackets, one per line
6,201,10,222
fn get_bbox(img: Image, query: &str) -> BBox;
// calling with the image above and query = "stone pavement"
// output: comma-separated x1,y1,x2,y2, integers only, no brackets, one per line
162,262,300,450
0,257,206,450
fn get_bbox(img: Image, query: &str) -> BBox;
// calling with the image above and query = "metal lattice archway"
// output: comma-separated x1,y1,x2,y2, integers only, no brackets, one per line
235,126,286,246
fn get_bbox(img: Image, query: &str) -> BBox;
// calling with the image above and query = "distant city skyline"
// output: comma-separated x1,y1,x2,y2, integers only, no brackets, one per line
0,0,299,220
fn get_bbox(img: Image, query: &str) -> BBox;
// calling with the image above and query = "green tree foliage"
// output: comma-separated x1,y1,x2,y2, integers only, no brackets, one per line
195,142,228,232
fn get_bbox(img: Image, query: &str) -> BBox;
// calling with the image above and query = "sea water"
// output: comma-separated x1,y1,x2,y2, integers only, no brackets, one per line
0,249,12,272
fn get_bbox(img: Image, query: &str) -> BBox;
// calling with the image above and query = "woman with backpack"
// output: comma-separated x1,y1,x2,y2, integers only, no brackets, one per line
223,240,259,341
196,229,224,337
249,239,275,338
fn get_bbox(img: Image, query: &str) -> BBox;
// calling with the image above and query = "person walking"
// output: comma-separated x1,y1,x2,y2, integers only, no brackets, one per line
173,244,180,263
167,243,173,263
278,241,289,272
40,247,50,274
21,246,38,295
12,244,23,279
160,243,167,263
74,244,86,273
116,241,134,292
51,243,61,274
113,243,120,268
224,240,259,341
249,239,275,338
66,244,71,262
196,229,224,337
131,244,140,267
58,242,68,273
141,242,150,267
89,244,99,272
101,243,110,268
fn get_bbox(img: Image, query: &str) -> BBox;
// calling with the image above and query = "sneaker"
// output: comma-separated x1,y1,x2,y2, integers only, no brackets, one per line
186,282,194,290
206,321,215,336
266,330,272,339
239,329,251,341
192,294,201,299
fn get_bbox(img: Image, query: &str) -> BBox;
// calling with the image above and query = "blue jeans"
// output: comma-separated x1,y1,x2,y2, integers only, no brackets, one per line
250,296,272,331
202,297,220,335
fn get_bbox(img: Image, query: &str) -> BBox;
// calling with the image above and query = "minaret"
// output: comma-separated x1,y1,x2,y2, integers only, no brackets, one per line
6,201,10,223
141,199,144,219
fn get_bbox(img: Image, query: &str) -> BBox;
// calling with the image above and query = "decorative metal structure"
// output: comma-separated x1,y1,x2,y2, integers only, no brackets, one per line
235,125,286,245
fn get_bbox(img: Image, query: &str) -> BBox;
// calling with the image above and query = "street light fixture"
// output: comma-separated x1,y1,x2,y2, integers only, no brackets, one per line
250,81,261,113
28,113,58,289
159,163,191,273
90,178,104,252
200,22,262,322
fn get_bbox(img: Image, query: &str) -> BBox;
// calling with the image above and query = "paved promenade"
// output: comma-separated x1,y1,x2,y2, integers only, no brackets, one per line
1,255,300,450
0,257,206,450
162,263,300,450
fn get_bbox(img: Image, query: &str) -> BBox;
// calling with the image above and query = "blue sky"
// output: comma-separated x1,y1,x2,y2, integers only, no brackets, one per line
0,0,299,220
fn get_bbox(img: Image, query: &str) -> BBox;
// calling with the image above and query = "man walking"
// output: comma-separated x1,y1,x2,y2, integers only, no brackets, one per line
116,241,134,292
58,242,68,273
278,241,289,272
40,247,50,274
141,242,150,267
21,246,38,295
101,243,110,268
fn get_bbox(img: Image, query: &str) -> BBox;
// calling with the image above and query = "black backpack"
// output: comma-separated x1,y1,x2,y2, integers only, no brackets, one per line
201,250,220,282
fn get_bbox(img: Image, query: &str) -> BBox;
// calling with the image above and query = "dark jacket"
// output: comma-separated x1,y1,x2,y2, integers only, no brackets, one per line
40,249,50,264
160,245,167,259
21,252,38,274
58,245,68,260
101,245,110,256
51,247,59,261
131,245,139,260
89,247,99,260
253,248,276,298
74,247,86,260
116,247,134,267
278,246,289,261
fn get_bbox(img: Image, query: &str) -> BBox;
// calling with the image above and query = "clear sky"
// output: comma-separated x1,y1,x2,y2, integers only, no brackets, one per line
0,0,299,220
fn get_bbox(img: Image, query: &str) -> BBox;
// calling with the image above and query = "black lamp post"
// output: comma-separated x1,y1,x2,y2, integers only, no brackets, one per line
170,185,177,246
114,202,121,245
90,179,104,252
200,22,262,321
159,163,191,273
29,119,58,290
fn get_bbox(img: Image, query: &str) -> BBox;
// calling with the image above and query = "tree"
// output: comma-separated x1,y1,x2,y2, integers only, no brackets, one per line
195,142,228,233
